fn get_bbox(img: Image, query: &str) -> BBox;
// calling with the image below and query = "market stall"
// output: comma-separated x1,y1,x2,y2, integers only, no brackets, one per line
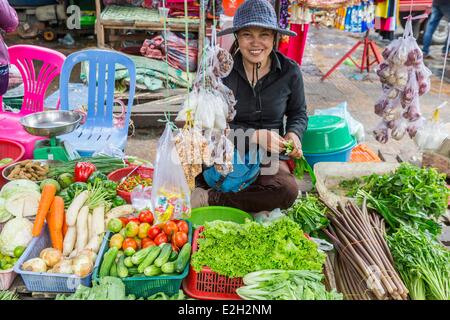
0,0,449,302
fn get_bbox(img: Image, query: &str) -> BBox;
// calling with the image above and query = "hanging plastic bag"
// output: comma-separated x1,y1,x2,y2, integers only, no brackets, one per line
151,124,191,224
373,17,430,143
314,102,365,142
414,103,449,151
131,185,153,211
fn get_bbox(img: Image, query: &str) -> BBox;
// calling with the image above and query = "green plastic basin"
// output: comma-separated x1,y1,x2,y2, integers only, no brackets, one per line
187,206,253,228
302,115,354,154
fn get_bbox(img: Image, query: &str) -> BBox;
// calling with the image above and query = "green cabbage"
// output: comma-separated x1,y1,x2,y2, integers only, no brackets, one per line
0,180,40,200
0,198,12,223
0,217,33,256
191,218,326,278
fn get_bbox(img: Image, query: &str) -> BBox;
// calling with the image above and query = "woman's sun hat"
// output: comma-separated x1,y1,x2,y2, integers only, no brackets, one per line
217,0,297,37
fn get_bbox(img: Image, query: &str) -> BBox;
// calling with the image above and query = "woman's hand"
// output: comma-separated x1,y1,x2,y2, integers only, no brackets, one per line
284,132,303,159
251,129,286,154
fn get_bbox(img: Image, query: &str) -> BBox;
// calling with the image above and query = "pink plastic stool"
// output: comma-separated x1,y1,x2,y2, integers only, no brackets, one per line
0,45,65,158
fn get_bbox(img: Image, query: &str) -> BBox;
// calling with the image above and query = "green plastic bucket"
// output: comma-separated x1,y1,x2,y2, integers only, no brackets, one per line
302,115,354,154
187,206,253,228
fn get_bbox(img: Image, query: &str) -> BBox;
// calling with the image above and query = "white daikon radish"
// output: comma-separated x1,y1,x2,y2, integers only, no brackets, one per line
85,235,102,253
87,213,92,240
92,206,105,236
63,226,77,256
75,206,89,252
66,191,89,227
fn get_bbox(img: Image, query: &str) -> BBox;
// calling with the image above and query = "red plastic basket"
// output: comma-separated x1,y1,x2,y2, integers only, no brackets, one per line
107,166,154,203
182,227,243,300
0,139,25,187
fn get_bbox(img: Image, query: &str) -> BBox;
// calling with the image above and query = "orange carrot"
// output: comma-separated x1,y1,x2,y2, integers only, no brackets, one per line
32,183,57,237
47,196,64,251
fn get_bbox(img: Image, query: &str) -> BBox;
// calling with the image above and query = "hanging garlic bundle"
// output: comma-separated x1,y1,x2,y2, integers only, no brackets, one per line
373,17,431,143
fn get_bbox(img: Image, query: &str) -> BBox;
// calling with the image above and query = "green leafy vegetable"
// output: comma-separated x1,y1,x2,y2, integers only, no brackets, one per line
0,290,19,300
236,269,342,300
191,218,326,278
147,290,192,300
387,226,450,300
343,163,449,235
55,277,137,300
283,194,329,237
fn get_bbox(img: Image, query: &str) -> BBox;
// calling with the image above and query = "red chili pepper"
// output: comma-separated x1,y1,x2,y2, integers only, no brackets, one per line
74,162,96,182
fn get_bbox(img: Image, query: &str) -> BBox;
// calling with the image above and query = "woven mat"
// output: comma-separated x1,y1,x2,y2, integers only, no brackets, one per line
101,5,199,25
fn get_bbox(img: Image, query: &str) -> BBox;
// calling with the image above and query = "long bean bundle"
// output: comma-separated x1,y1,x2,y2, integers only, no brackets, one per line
323,199,408,300
48,156,126,178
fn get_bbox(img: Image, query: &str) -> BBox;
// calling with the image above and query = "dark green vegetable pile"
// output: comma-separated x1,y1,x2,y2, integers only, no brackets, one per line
341,163,449,235
284,194,329,237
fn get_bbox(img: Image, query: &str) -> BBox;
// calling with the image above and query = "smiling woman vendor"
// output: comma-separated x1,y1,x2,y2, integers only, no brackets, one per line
191,0,308,213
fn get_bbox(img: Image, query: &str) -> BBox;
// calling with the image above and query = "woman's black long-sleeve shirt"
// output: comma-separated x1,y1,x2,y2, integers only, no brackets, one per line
223,50,308,143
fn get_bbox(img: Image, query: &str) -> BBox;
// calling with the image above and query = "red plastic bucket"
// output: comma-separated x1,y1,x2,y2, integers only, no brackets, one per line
0,139,25,187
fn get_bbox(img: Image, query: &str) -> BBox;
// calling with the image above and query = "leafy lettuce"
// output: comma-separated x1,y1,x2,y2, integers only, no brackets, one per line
191,218,326,278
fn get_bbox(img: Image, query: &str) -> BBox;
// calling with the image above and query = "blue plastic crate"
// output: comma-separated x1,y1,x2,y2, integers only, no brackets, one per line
92,221,192,298
14,224,102,293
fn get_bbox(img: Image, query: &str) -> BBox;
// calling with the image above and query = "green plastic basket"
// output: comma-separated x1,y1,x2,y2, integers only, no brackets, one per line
302,115,354,154
187,206,253,229
92,221,192,298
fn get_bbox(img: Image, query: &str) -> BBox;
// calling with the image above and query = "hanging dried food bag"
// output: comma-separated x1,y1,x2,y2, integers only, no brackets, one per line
151,124,191,224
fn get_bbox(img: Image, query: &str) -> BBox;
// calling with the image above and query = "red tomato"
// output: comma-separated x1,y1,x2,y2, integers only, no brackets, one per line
163,221,178,237
134,237,142,249
122,238,138,251
142,238,156,248
154,233,168,246
128,217,140,225
173,231,188,248
148,225,161,240
119,217,129,227
138,210,154,224
176,220,189,234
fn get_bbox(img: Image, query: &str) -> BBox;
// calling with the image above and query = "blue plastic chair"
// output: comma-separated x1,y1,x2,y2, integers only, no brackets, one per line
58,49,136,157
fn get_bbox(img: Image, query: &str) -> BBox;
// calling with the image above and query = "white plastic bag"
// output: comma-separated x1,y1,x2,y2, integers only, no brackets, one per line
414,104,449,151
314,102,365,142
150,124,191,224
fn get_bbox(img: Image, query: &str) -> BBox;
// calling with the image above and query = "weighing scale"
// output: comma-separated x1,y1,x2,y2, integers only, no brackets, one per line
20,111,82,161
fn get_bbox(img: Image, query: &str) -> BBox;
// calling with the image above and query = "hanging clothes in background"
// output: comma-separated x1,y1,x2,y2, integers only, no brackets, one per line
374,0,397,39
341,0,375,33
283,2,312,66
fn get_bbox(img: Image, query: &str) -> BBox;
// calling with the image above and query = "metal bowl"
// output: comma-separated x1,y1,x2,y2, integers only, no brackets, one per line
20,110,82,137
2,159,62,182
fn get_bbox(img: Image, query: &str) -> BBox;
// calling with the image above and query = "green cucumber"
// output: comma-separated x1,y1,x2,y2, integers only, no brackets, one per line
124,257,134,268
175,243,191,273
117,255,129,278
161,261,176,274
110,262,118,277
128,267,139,276
144,265,162,277
99,247,119,278
131,247,152,265
154,243,172,267
169,250,178,262
137,246,161,274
